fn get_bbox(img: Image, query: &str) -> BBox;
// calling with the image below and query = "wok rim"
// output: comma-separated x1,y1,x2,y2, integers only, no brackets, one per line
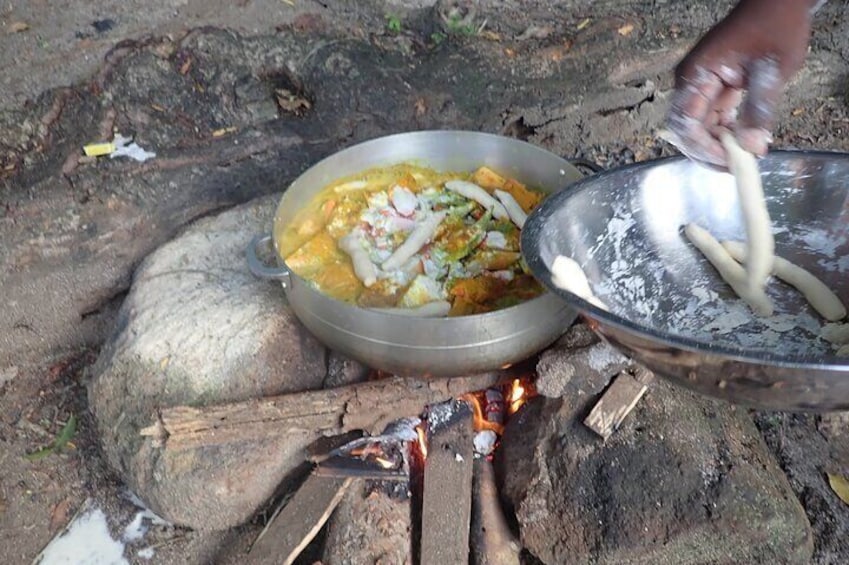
522,149,849,372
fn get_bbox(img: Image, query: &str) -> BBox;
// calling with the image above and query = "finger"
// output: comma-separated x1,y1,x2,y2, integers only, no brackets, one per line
714,89,743,128
671,62,725,124
666,76,729,167
737,57,783,154
662,116,728,169
734,127,771,158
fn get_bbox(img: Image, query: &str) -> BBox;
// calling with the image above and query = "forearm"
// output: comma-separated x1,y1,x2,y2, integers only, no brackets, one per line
736,0,824,14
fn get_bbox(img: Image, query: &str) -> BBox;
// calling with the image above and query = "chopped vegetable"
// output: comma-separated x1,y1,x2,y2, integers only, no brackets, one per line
502,178,543,212
312,262,363,302
470,166,509,192
445,180,510,220
286,232,343,278
276,163,547,315
358,279,405,308
339,230,378,287
399,275,446,308
471,166,543,212
494,189,528,228
382,211,446,271
431,210,491,266
468,249,522,271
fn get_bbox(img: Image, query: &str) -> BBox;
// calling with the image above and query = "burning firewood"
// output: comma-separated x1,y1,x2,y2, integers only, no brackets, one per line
139,365,531,452
420,400,475,565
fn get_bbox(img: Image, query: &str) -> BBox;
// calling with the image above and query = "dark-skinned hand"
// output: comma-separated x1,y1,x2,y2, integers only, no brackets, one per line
665,0,820,168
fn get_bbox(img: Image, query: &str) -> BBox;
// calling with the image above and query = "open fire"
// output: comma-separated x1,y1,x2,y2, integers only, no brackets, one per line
237,363,538,564
309,369,536,478
138,322,652,564
288,367,537,564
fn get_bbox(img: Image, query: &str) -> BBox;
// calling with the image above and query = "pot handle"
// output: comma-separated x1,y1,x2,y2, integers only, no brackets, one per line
247,235,291,287
569,158,604,176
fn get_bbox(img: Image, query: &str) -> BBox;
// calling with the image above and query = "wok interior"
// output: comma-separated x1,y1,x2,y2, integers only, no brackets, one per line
526,152,849,361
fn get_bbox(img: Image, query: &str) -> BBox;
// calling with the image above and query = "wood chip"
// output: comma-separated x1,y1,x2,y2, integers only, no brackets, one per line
584,370,652,440
249,473,352,565
9,22,30,33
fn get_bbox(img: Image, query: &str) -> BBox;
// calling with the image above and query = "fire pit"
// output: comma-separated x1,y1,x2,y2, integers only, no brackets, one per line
88,148,815,565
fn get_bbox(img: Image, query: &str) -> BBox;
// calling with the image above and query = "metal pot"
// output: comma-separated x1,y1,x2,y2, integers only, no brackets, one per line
247,130,584,377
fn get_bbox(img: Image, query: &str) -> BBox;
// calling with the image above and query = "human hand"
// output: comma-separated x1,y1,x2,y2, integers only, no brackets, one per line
664,0,817,168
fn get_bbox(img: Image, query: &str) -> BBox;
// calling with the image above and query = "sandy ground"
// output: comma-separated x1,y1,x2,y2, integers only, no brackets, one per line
2,1,849,563
0,0,330,110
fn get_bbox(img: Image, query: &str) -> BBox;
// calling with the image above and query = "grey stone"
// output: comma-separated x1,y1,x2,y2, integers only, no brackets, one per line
497,375,813,565
535,326,632,399
324,351,370,388
88,193,328,530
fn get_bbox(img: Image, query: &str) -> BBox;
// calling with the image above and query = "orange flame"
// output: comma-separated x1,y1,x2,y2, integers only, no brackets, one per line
508,379,527,415
374,456,394,469
462,393,505,435
416,425,428,459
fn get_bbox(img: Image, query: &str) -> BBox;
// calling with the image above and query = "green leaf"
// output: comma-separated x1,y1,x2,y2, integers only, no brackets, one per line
385,14,402,34
24,447,55,461
24,414,77,462
54,415,77,450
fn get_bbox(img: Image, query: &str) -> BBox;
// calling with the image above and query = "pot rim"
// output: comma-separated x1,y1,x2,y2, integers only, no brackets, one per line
270,129,585,321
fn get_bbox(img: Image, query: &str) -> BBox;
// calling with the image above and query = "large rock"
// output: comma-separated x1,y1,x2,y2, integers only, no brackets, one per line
88,193,329,530
497,371,813,564
535,323,633,398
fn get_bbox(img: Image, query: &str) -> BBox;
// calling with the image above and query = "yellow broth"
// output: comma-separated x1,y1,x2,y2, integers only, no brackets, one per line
275,163,547,315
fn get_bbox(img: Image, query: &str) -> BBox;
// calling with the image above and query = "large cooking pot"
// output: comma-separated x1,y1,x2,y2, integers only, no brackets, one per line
247,130,584,377
522,150,849,411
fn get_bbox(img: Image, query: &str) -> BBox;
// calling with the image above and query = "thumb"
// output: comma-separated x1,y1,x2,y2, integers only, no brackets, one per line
737,57,783,156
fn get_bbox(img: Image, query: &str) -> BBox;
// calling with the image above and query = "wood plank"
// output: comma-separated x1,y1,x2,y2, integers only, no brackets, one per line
420,400,475,565
249,472,352,565
584,371,651,440
140,365,529,452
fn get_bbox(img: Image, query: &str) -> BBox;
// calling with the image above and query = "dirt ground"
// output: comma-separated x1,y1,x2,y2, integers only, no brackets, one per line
2,1,849,563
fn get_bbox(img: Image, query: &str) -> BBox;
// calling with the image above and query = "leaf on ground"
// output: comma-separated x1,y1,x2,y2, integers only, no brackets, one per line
24,414,77,461
275,89,311,115
25,447,55,461
9,21,30,33
49,498,73,532
55,415,77,448
827,473,849,506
